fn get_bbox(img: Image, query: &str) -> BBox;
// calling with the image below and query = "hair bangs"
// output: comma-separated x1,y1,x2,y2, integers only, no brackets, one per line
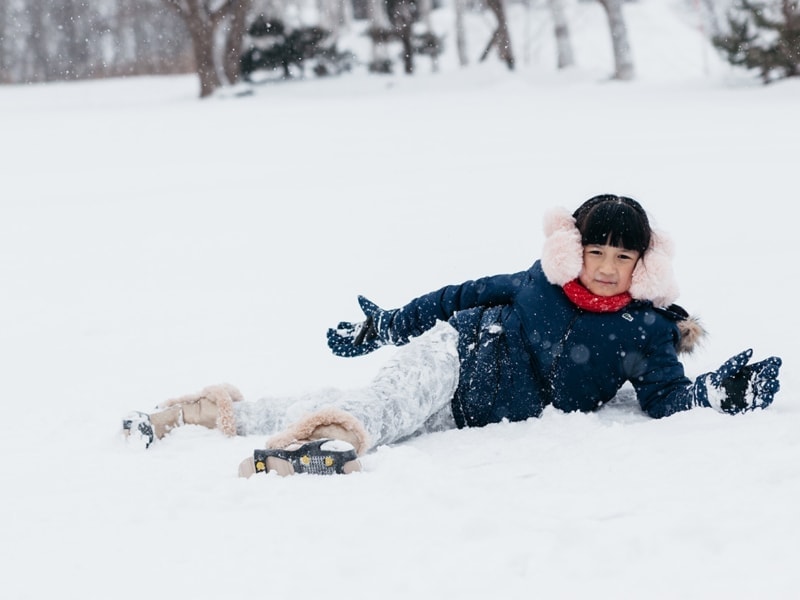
575,197,651,255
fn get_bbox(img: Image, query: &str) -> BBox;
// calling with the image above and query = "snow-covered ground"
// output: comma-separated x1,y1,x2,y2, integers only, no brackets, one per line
2,1,799,598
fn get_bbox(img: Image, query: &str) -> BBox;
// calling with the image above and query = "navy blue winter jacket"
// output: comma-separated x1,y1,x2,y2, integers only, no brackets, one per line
385,261,694,428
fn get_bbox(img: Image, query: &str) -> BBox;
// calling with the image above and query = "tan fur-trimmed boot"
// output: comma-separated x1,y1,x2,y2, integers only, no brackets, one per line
123,383,243,448
238,407,369,478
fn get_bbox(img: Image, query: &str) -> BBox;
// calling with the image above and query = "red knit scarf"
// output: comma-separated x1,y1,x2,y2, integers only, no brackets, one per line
562,279,632,313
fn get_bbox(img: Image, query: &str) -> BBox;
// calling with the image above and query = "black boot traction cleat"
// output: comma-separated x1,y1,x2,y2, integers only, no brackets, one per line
253,439,358,475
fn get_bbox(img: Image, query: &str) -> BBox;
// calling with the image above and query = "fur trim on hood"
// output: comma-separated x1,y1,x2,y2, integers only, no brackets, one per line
676,316,706,355
540,207,680,308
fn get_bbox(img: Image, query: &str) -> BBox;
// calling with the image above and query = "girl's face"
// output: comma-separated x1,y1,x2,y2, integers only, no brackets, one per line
579,244,641,296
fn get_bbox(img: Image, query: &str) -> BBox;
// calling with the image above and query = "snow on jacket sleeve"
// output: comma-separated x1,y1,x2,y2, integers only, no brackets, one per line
385,270,530,345
626,320,700,419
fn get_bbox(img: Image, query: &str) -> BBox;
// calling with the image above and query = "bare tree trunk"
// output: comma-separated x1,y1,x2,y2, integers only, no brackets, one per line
367,0,391,70
782,0,797,22
0,0,8,83
64,0,94,80
194,30,221,95
119,3,141,76
49,2,69,79
454,0,469,67
485,0,514,69
597,0,634,80
548,0,574,69
223,0,252,85
164,0,237,98
339,0,353,34
387,0,417,74
28,2,50,82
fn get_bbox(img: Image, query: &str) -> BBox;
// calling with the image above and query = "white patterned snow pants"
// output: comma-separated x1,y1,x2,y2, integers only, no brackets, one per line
233,321,461,450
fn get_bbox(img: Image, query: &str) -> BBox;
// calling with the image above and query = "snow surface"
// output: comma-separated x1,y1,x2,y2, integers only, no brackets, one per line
2,1,799,598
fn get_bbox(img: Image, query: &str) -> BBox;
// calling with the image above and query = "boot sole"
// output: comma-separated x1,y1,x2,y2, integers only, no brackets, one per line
253,439,359,475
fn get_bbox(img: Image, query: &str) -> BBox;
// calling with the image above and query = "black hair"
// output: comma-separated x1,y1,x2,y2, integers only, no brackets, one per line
572,194,652,255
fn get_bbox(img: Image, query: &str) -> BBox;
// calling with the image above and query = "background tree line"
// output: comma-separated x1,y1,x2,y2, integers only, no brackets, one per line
0,0,795,96
0,0,194,83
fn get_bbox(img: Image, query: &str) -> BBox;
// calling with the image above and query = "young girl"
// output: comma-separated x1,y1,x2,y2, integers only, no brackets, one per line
123,194,782,477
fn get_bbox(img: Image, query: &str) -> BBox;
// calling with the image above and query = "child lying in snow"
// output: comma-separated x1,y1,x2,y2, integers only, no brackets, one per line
123,194,782,476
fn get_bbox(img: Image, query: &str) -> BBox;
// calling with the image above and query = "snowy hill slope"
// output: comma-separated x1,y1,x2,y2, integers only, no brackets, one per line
1,1,799,599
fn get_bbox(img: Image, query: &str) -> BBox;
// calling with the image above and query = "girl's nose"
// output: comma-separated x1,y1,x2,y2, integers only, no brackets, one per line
598,257,615,274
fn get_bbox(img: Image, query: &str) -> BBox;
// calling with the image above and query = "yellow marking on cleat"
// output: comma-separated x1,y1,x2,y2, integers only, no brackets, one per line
300,455,311,466
324,457,334,467
256,461,266,472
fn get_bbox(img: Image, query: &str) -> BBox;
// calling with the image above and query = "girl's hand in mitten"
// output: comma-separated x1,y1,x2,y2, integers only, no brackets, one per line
696,349,782,414
327,296,397,357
